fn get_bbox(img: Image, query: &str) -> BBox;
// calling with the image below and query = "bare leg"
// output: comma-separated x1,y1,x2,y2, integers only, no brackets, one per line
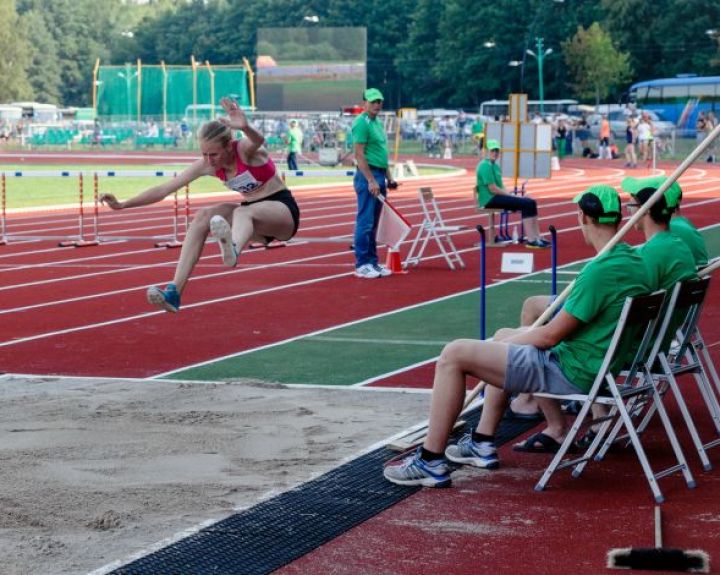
231,201,295,253
522,217,545,241
424,339,508,453
172,203,238,293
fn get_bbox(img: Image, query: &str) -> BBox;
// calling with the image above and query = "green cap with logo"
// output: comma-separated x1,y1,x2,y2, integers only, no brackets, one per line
573,184,621,224
363,88,384,101
486,139,501,151
620,176,682,211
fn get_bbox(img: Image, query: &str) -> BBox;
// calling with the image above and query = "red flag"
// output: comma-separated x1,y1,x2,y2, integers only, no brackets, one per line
377,198,412,250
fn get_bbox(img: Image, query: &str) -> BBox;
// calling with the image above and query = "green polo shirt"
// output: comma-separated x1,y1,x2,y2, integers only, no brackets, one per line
637,231,697,291
553,243,653,392
352,112,388,169
287,127,303,153
670,216,708,268
476,158,503,207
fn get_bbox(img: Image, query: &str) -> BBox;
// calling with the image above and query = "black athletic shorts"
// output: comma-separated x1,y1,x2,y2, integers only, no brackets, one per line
241,188,300,242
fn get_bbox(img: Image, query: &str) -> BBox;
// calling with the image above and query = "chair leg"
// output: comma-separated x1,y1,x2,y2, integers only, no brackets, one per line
659,357,713,471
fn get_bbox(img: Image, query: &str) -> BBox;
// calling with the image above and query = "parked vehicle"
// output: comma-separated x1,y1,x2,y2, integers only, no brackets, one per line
588,109,674,139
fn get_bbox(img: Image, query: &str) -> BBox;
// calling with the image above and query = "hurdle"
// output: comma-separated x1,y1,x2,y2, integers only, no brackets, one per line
58,173,99,247
0,170,186,248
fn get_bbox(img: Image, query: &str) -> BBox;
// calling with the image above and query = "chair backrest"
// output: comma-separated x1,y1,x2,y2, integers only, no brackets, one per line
589,291,667,395
418,187,445,226
664,277,712,361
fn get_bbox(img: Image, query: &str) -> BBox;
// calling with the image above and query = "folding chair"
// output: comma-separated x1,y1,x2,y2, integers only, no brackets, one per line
628,277,720,470
534,291,696,504
404,187,467,270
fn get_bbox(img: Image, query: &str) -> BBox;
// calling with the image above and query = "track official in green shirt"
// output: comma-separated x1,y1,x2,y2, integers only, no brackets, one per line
352,88,398,279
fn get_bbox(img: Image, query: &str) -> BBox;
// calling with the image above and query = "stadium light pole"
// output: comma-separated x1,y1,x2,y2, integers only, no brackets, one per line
526,38,553,117
508,60,523,92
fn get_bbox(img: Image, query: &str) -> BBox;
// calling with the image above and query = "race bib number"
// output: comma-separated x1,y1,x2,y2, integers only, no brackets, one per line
226,170,261,194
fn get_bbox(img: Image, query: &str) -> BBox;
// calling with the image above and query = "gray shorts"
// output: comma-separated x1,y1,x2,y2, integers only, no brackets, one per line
503,344,585,395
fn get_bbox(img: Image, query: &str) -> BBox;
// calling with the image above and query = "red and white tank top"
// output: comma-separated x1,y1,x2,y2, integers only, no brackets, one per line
215,141,277,195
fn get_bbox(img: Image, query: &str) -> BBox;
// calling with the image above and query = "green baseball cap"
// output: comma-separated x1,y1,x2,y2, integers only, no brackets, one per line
363,88,384,101
620,176,682,210
486,139,501,150
573,184,621,224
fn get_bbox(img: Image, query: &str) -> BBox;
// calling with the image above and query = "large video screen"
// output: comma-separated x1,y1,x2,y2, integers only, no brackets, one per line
256,27,367,112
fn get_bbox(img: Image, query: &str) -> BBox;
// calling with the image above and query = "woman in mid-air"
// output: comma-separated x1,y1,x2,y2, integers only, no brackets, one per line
100,97,300,313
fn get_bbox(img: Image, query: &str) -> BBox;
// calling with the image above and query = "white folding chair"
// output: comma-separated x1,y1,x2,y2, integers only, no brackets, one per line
534,291,695,504
404,187,467,270
636,278,720,468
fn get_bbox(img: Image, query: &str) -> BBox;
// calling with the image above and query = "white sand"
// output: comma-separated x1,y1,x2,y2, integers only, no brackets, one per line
0,375,429,575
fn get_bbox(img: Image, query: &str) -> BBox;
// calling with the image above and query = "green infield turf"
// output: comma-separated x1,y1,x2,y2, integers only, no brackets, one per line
162,225,720,386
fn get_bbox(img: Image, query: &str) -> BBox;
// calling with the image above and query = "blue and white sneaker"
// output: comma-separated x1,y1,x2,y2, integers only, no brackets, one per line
525,238,551,249
383,447,451,488
210,215,238,267
147,283,181,313
445,434,499,469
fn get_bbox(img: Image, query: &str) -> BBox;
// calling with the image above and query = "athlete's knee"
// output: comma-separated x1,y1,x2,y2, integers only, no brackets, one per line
190,207,214,229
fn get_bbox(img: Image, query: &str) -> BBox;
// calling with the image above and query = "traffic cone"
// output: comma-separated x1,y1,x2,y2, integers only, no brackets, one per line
551,156,560,171
385,248,407,274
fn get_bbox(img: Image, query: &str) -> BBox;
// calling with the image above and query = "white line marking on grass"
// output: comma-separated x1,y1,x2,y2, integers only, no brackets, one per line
312,336,450,346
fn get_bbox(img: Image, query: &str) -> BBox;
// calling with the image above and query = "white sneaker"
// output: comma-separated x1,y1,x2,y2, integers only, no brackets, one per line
373,263,392,277
210,215,238,267
355,263,381,279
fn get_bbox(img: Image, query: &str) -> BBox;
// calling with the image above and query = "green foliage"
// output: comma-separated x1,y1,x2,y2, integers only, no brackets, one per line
3,0,720,108
0,0,33,101
563,22,632,104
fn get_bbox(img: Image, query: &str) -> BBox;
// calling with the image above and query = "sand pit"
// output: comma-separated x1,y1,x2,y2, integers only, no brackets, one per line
0,374,429,574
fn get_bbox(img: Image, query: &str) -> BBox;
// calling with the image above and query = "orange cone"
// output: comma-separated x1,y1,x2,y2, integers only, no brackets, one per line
386,248,407,274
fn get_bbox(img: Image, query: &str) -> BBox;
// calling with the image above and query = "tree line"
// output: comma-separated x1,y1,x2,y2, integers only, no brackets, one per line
1,0,719,109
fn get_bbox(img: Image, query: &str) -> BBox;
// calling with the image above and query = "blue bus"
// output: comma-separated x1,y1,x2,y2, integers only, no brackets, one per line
628,76,720,135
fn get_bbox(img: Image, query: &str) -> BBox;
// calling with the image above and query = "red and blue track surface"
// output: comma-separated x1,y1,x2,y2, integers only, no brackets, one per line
3,151,720,573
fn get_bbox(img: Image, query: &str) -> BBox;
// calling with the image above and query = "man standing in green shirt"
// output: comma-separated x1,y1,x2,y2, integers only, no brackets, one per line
352,88,398,279
385,185,652,487
285,120,303,171
476,139,550,248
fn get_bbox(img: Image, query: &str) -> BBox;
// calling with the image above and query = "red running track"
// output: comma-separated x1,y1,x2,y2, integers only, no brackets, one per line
1,155,719,381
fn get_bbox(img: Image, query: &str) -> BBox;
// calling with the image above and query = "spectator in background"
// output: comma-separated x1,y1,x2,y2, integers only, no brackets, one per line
624,116,638,168
555,120,568,159
705,112,717,163
637,112,654,164
471,116,485,155
91,119,102,148
598,114,611,159
285,120,303,171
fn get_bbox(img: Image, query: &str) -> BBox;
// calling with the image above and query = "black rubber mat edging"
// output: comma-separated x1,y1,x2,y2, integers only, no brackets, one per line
110,411,537,575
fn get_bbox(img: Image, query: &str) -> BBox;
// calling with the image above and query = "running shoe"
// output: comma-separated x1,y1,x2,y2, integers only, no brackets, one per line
147,283,181,313
210,215,238,267
445,434,499,469
525,238,552,249
373,263,393,277
383,447,451,487
355,263,381,279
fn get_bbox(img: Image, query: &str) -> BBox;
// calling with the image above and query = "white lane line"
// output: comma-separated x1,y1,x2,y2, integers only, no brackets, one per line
311,336,450,346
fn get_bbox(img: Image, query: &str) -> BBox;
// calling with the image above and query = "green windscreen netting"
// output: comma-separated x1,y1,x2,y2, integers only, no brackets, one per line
96,63,250,122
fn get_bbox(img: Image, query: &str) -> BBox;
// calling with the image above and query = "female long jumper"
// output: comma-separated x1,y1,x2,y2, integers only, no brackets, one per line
100,98,300,312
